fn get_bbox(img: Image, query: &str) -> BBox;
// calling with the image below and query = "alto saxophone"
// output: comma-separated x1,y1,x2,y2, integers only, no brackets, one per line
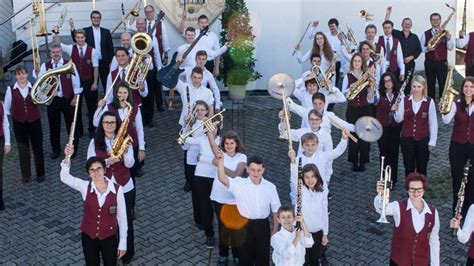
453,162,470,234
295,157,303,230
427,4,456,50
438,66,458,114
346,57,380,101
109,101,134,160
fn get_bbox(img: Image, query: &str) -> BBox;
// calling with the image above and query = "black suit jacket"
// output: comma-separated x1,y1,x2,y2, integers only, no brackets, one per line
71,26,114,65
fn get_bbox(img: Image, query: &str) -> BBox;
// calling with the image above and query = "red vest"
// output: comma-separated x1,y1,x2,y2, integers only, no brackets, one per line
377,36,400,72
376,94,400,127
401,97,431,140
95,145,131,186
111,68,141,105
80,182,120,240
347,73,369,107
465,32,474,67
451,101,474,144
424,30,448,62
10,85,41,123
45,60,74,99
375,42,382,54
0,103,4,137
70,45,94,82
390,199,435,266
154,21,164,57
468,233,474,258
107,104,139,148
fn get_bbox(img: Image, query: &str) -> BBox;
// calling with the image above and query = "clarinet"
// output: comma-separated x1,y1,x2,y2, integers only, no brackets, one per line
390,70,412,118
295,157,303,230
453,162,471,235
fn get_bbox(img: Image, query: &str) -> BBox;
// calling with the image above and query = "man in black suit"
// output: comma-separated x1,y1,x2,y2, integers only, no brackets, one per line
70,11,114,92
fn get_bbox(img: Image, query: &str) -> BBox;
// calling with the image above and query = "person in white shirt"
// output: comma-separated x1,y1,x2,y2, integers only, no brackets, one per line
293,73,345,110
180,50,222,110
217,154,281,266
457,30,474,77
450,204,474,265
295,31,334,73
287,159,329,265
0,99,11,211
208,130,247,265
376,20,405,82
110,32,133,71
271,206,314,266
374,172,440,266
393,75,438,178
175,67,215,126
294,54,322,91
60,152,127,265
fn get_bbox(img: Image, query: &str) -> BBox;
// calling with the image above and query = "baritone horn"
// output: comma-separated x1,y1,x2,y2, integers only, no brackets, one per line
31,61,76,105
177,109,226,145
377,161,392,224
125,32,153,89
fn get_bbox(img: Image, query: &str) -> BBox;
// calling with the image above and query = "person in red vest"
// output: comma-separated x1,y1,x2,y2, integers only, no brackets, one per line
4,66,43,184
450,204,474,265
375,72,402,186
376,20,405,82
441,76,474,219
0,93,11,211
33,44,82,160
419,12,454,100
86,111,135,264
393,75,438,178
54,27,100,139
374,172,440,265
61,148,127,265
457,30,474,77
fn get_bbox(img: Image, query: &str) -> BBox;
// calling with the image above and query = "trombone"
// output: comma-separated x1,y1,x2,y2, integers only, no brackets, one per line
52,6,67,34
377,156,392,223
29,18,41,72
111,0,142,34
177,109,226,145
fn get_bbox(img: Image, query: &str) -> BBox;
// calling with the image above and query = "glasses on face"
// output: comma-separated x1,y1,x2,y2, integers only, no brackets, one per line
408,187,424,193
102,121,116,125
89,166,104,173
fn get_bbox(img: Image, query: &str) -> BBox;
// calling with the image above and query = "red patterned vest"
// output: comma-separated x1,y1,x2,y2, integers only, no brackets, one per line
70,45,94,82
424,30,448,62
107,104,139,148
95,145,131,186
80,182,120,240
45,60,74,99
465,32,474,67
451,101,474,144
401,97,431,140
468,233,474,258
390,199,435,266
376,93,400,127
377,36,400,72
154,21,164,57
111,68,141,105
10,84,41,123
347,73,369,107
0,102,4,137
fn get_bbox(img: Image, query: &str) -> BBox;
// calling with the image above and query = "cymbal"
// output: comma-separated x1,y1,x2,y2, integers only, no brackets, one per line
267,73,295,100
355,116,383,142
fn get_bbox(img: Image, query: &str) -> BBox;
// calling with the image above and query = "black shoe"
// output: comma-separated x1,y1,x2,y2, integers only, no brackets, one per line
359,164,366,172
36,176,45,183
135,167,144,177
352,163,359,172
183,181,192,192
206,237,215,249
157,106,165,112
22,177,31,184
0,199,5,211
50,151,60,159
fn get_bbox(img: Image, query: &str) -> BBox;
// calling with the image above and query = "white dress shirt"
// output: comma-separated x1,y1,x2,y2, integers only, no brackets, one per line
210,152,247,204
227,176,281,219
393,95,438,147
456,204,474,245
93,105,145,150
195,28,221,61
293,85,346,109
92,26,102,60
290,162,329,234
60,43,99,68
420,28,455,53
378,35,405,74
271,227,314,266
441,100,474,124
60,162,127,250
177,43,228,69
181,67,222,109
110,48,136,71
175,80,214,126
105,65,148,104
181,119,204,165
295,50,331,71
457,34,471,49
87,138,135,193
184,135,221,179
34,58,83,97
374,195,440,266
4,81,30,115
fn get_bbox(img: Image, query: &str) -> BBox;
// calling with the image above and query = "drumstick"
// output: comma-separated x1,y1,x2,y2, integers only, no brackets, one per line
328,116,358,143
292,21,312,56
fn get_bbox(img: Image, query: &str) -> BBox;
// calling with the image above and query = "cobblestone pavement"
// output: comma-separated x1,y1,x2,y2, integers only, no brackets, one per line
0,94,469,265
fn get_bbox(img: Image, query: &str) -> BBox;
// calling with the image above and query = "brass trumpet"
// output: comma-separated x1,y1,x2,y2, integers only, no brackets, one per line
377,156,392,224
125,32,153,89
359,10,374,22
111,0,142,34
177,109,226,145
31,61,76,105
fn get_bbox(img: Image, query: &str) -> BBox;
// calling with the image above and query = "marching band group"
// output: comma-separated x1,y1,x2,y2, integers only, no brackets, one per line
1,2,474,266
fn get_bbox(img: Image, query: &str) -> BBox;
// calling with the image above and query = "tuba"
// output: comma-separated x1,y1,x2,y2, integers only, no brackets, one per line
346,57,380,101
177,109,225,145
109,101,134,160
427,4,456,50
125,32,153,90
31,60,76,105
438,66,458,114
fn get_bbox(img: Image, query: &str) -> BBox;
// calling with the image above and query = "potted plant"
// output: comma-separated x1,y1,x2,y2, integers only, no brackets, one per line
220,0,261,100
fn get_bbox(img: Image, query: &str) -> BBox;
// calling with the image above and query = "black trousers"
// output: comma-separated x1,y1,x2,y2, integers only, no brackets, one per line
194,175,214,237
400,136,430,177
81,80,98,134
98,60,110,93
404,61,416,95
12,120,45,180
46,97,79,153
424,60,448,100
0,137,4,204
142,68,163,124
212,201,240,258
184,155,200,225
346,105,372,165
387,68,400,82
467,64,474,77
81,233,117,266
121,188,135,262
467,256,474,266
240,219,270,266
377,125,402,183
449,141,474,218
304,230,323,266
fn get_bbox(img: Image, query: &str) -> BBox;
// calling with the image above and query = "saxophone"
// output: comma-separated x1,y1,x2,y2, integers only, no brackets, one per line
295,157,303,230
109,101,134,160
324,57,337,94
438,66,458,114
453,162,470,234
427,4,456,50
346,57,380,101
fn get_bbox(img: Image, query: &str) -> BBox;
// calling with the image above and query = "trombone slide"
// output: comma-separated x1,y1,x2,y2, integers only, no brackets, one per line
292,22,312,56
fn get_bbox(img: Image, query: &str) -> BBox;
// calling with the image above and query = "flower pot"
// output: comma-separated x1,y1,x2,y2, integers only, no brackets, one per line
228,84,247,100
